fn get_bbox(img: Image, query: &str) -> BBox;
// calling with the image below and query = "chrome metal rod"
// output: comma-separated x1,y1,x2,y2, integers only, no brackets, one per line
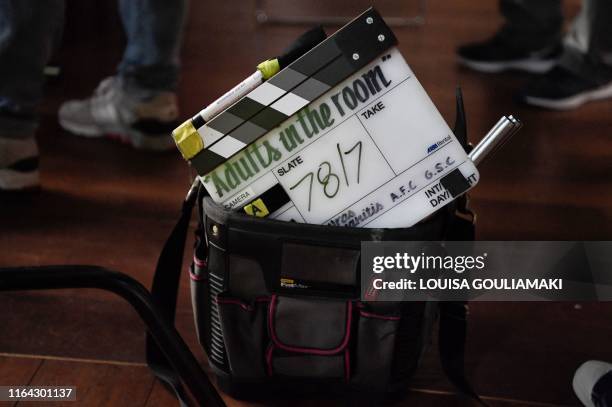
469,115,521,166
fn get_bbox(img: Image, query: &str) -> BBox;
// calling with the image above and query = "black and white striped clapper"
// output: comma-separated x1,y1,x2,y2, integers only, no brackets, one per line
189,8,397,176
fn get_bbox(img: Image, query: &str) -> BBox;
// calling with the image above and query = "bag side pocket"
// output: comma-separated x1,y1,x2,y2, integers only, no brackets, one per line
217,294,270,379
351,304,401,391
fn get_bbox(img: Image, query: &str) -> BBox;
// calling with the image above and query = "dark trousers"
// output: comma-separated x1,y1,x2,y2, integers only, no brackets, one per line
500,0,612,81
0,0,188,138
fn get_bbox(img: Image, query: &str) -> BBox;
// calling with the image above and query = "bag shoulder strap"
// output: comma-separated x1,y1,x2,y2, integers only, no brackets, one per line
146,180,203,407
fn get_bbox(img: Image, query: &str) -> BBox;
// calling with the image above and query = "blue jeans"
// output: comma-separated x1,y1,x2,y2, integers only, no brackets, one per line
0,0,188,138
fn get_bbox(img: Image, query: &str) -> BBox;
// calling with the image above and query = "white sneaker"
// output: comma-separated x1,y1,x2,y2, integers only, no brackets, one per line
58,77,180,151
0,137,40,191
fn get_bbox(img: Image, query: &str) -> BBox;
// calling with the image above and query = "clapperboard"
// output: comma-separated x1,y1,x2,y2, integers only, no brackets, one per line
178,8,480,228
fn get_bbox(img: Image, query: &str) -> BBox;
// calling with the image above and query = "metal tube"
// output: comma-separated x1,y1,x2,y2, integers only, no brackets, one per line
468,116,520,166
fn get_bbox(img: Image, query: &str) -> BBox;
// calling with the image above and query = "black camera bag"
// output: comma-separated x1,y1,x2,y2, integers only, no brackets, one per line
145,90,483,406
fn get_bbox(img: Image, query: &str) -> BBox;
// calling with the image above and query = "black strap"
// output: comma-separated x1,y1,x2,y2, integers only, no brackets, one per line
439,302,487,406
146,180,203,407
437,134,485,407
437,188,485,405
433,225,482,405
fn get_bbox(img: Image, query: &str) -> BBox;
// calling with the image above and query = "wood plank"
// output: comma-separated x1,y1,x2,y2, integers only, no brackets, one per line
143,381,179,407
411,302,612,405
0,356,42,407
0,291,204,364
17,359,154,407
0,292,146,363
0,356,41,386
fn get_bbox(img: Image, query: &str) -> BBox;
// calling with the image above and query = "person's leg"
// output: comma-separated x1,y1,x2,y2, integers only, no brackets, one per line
521,0,612,109
117,0,187,94
498,0,563,51
457,0,564,73
588,0,612,66
58,0,188,150
0,0,65,190
560,0,612,81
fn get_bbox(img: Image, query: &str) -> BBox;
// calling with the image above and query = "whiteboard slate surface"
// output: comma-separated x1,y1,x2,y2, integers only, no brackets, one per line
199,47,479,228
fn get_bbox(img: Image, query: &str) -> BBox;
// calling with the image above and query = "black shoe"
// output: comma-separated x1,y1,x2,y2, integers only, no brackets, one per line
519,65,612,110
457,34,562,73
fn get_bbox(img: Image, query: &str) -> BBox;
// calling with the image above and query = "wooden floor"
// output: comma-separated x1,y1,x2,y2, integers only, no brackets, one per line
1,0,611,406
